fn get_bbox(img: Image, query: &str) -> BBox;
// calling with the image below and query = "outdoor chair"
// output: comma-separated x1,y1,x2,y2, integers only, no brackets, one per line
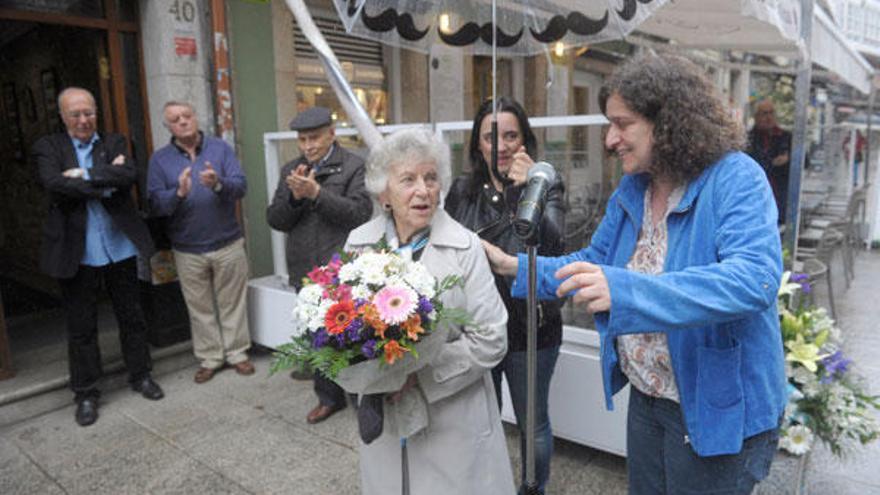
796,228,844,319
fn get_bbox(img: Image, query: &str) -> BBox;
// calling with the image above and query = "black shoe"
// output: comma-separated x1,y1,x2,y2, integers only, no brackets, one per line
75,398,99,427
131,376,165,400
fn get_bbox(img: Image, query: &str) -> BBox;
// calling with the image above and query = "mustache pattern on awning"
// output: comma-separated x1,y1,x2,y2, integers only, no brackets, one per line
344,0,658,49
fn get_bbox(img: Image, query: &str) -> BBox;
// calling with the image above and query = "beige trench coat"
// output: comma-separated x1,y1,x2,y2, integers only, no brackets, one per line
345,210,515,495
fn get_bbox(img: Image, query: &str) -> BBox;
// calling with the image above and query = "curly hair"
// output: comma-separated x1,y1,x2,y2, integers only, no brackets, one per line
598,53,745,184
365,127,451,198
464,97,537,199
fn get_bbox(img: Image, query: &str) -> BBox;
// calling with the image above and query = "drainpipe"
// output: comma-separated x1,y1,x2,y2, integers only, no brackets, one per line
212,0,235,146
210,0,241,230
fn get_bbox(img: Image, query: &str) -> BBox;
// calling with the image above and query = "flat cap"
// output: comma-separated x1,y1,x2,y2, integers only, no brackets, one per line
289,107,333,131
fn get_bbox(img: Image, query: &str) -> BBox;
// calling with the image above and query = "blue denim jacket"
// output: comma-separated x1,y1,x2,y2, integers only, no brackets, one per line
513,151,787,456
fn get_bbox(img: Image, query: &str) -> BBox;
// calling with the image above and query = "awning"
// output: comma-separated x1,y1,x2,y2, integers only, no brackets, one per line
812,7,873,95
637,0,873,94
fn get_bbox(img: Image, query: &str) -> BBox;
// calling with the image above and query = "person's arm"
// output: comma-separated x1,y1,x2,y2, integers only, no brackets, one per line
266,163,307,231
147,153,183,217
214,142,247,200
312,163,373,229
598,158,781,335
417,234,508,404
508,188,622,300
87,135,137,188
34,137,105,199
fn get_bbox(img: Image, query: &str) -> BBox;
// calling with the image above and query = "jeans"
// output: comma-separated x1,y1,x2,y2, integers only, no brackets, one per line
627,387,779,495
492,345,560,494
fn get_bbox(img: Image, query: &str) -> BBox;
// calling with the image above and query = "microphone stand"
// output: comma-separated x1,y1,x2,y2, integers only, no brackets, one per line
524,237,540,495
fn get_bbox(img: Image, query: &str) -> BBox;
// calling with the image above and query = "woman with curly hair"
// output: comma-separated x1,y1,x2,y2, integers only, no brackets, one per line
482,53,786,494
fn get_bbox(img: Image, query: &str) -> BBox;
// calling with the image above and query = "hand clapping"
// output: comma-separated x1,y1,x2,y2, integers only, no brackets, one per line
199,161,219,189
177,166,192,197
286,164,321,200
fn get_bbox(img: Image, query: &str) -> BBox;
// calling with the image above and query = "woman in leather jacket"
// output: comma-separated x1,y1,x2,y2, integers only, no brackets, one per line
445,97,565,495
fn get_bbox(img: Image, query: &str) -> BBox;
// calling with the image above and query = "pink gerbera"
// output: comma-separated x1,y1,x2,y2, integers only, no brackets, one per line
372,285,417,325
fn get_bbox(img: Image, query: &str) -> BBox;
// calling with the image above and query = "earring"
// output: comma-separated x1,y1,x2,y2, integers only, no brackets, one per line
383,203,391,211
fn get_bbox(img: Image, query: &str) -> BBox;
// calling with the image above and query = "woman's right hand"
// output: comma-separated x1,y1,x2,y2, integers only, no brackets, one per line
481,239,518,276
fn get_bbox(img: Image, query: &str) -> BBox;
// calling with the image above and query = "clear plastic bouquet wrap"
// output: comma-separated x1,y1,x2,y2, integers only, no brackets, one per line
271,241,471,437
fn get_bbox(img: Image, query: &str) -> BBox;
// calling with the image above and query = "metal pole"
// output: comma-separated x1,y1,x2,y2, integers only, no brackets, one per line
865,77,875,186
524,245,539,494
783,0,814,265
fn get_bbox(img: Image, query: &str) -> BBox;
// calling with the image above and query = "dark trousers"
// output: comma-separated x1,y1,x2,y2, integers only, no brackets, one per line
59,256,152,402
314,371,347,409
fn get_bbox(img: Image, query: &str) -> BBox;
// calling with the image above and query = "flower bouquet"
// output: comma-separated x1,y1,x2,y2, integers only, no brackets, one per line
270,241,470,394
776,271,880,456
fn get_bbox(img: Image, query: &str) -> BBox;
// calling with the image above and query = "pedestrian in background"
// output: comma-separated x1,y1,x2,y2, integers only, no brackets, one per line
34,87,164,427
445,96,565,495
148,101,254,384
266,106,372,424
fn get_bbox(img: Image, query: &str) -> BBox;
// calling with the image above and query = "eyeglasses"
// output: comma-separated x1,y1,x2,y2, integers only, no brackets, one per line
64,110,97,119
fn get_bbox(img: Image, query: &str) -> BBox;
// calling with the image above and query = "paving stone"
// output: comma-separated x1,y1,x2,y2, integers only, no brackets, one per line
0,438,64,495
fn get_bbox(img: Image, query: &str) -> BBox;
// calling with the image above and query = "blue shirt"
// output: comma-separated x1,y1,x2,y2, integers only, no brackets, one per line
73,134,138,266
147,134,247,254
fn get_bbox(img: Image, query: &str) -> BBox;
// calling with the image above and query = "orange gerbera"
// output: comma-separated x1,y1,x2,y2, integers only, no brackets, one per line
401,314,424,341
383,339,408,365
359,303,388,339
324,300,356,335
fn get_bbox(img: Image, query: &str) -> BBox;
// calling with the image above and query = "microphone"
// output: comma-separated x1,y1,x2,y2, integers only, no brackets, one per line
513,162,556,243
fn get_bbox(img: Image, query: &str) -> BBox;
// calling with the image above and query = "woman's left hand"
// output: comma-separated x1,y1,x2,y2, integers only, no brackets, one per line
388,373,418,404
555,262,611,313
507,146,534,186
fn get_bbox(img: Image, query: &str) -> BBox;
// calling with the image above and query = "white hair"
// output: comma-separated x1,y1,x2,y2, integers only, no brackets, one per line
365,128,452,198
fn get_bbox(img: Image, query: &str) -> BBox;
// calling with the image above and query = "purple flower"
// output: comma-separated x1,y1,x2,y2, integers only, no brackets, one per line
361,339,378,359
312,328,329,349
346,319,363,342
821,351,852,383
790,273,812,294
417,296,433,314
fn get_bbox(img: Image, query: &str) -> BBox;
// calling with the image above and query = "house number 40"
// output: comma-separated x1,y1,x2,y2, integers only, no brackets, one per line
169,0,196,23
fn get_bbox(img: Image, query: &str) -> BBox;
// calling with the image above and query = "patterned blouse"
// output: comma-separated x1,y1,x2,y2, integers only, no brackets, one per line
616,184,685,402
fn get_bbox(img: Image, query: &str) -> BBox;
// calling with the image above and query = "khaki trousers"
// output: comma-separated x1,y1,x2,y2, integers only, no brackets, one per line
174,238,251,369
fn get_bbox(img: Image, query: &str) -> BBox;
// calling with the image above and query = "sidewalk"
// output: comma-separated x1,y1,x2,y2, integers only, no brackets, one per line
1,255,877,493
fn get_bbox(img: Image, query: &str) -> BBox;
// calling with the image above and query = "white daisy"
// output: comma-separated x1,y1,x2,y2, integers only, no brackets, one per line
780,425,813,456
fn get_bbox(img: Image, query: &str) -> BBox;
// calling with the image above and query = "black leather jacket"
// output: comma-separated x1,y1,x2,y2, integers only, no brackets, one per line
445,175,565,351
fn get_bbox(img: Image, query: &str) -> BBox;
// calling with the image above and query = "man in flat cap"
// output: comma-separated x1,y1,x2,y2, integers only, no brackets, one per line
267,106,372,424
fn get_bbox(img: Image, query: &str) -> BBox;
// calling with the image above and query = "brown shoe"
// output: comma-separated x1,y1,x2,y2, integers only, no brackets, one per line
306,403,345,424
232,360,255,376
194,367,216,384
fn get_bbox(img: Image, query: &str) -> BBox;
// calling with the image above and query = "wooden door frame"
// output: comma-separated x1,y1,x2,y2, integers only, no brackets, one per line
0,4,152,149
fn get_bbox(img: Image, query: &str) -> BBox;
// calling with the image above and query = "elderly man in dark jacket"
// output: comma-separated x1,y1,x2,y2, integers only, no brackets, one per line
34,87,163,428
267,107,372,424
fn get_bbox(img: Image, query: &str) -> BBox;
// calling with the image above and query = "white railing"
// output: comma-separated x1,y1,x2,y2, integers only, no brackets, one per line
263,114,610,279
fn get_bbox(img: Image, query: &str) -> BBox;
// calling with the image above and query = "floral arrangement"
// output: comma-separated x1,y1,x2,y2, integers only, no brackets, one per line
270,241,468,381
777,271,880,456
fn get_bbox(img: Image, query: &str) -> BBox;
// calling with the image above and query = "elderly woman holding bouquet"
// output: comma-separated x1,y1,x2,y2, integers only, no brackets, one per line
344,128,515,495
